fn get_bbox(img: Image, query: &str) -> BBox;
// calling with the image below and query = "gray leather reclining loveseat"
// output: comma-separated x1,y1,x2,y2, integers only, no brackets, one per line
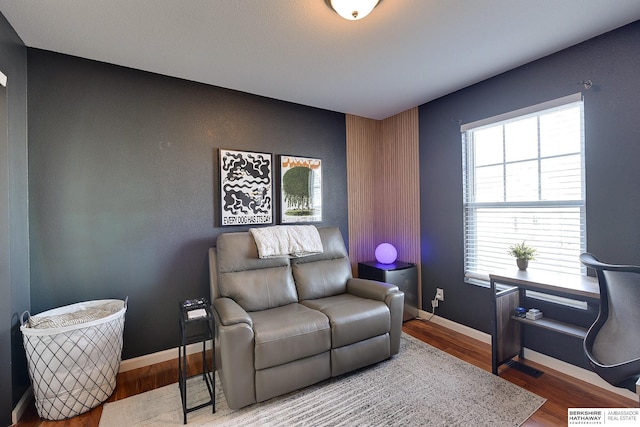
209,226,404,409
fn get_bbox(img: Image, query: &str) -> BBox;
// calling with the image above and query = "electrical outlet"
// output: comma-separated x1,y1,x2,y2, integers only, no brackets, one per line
436,288,444,301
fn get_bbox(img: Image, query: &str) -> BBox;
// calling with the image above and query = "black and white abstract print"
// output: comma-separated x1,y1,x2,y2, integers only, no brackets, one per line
219,149,273,226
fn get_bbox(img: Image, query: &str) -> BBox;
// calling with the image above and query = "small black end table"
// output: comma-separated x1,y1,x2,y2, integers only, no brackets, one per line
358,261,419,321
178,302,215,424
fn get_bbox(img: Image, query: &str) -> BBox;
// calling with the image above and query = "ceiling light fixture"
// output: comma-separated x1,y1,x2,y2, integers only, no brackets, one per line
326,0,381,21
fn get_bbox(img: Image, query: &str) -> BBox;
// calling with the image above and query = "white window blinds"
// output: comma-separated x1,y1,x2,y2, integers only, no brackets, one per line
462,94,586,283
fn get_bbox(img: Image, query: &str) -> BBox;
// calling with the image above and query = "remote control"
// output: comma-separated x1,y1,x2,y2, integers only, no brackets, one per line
181,298,208,310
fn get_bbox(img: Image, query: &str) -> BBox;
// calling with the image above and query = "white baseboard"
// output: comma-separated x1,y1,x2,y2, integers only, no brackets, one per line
119,341,212,372
418,309,491,344
523,348,637,401
416,309,637,401
12,386,32,426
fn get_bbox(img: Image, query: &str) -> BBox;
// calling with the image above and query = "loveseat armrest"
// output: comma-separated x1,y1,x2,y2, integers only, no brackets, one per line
212,297,256,409
214,297,253,327
347,277,404,356
347,277,399,301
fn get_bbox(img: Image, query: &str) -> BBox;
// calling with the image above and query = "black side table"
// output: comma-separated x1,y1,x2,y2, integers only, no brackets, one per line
358,261,418,321
178,302,215,424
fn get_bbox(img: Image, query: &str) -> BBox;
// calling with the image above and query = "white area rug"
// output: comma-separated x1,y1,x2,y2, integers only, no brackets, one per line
100,333,545,426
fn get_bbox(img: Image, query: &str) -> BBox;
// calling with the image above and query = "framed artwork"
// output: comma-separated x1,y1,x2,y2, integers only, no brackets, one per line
219,149,273,226
280,155,322,223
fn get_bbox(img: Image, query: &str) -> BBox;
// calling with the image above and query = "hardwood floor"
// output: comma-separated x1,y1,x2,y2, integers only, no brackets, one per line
403,319,637,426
15,318,637,426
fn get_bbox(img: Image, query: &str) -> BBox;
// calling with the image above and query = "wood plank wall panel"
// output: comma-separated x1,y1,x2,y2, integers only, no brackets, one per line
346,108,421,307
346,114,381,273
380,108,421,267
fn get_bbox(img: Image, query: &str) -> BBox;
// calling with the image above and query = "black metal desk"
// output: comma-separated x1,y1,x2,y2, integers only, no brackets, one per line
178,303,215,424
490,269,599,375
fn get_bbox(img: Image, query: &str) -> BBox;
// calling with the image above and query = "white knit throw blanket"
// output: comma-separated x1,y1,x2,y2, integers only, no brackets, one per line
249,225,323,258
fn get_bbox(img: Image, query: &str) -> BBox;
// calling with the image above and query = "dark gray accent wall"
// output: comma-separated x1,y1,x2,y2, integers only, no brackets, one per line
0,11,29,427
419,21,640,366
27,49,347,359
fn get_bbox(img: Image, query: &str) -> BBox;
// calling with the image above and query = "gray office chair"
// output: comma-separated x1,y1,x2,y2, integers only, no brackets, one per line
579,253,640,392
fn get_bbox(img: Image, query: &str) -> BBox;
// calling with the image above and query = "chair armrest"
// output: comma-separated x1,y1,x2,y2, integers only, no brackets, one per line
347,277,399,301
214,297,253,328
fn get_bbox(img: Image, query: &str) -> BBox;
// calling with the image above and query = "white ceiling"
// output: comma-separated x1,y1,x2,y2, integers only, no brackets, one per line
1,0,640,119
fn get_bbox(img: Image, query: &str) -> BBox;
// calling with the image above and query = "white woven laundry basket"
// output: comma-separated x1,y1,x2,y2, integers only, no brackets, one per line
20,299,127,420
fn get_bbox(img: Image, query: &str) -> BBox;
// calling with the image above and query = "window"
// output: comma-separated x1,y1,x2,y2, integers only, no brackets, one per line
462,93,585,284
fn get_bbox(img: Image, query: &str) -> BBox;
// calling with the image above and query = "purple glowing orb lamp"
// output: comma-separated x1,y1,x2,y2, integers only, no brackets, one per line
375,243,398,264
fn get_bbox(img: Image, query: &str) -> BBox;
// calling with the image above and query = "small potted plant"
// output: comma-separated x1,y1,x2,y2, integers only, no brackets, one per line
508,241,537,270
